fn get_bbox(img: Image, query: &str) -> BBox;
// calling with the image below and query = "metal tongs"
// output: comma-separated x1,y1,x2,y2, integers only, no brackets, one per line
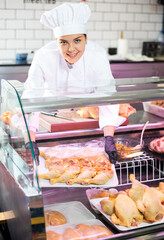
41,111,74,121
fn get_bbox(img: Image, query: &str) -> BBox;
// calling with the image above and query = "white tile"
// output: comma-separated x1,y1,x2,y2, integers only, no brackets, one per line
127,22,140,30
6,20,24,29
119,13,134,21
16,10,34,19
87,31,102,40
7,40,24,49
104,13,119,21
16,30,34,39
128,4,141,13
96,3,111,12
6,0,24,9
141,22,155,31
25,20,42,29
0,50,15,60
34,30,52,39
0,0,5,8
25,40,43,49
112,3,127,12
0,30,15,39
111,22,126,30
0,40,5,48
0,10,15,19
0,20,5,29
95,22,110,30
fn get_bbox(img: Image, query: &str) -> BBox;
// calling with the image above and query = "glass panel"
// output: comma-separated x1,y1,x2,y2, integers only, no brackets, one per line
0,79,40,193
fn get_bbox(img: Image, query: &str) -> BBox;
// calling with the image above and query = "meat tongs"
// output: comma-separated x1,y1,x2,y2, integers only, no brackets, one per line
41,111,74,121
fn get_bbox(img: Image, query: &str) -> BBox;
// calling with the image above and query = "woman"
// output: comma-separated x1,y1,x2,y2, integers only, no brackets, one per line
22,2,125,164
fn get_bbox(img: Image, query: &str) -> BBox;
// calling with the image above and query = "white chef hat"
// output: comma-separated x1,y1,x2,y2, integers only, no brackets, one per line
40,2,91,38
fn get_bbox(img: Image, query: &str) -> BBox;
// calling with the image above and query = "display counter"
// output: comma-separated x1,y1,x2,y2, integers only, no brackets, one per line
0,78,164,240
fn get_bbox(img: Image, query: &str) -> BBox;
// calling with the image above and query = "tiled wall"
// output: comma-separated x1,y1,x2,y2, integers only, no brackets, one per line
0,0,163,60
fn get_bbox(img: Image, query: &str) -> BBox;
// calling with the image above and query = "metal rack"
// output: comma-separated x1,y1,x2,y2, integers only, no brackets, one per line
116,152,164,186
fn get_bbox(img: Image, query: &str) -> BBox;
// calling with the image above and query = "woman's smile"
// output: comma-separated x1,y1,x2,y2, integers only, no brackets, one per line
57,34,87,64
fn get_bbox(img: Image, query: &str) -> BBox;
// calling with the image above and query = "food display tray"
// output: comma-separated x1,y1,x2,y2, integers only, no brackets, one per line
86,188,118,214
44,201,95,225
90,197,164,232
143,102,164,118
38,155,118,188
46,218,113,235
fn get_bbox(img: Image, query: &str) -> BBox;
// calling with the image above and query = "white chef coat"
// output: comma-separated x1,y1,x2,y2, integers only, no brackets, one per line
22,40,125,132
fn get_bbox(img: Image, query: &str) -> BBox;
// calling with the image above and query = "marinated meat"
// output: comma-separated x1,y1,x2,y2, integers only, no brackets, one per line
39,147,114,185
45,210,67,227
149,136,164,154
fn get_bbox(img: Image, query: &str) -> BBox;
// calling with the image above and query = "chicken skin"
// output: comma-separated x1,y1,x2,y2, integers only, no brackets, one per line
142,187,164,222
50,165,80,184
127,174,164,222
82,170,113,185
126,174,146,213
111,193,143,228
67,166,97,185
100,198,115,216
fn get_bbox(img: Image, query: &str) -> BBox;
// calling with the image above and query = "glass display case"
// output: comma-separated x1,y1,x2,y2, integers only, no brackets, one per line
0,78,164,240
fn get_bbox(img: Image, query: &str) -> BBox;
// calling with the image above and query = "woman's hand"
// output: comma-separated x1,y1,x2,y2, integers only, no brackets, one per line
104,136,118,164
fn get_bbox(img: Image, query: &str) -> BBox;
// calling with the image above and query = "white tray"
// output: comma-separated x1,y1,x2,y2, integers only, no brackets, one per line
46,219,113,235
38,155,118,188
143,101,164,118
90,198,164,232
86,188,118,214
44,201,95,225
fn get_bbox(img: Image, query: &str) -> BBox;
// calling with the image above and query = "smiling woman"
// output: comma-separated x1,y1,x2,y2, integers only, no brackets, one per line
22,2,126,165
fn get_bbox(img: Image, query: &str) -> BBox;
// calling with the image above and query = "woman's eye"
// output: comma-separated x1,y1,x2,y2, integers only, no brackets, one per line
60,41,67,45
75,39,81,43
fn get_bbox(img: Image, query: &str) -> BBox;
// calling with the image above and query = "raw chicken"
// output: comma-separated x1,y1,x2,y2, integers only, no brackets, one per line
39,147,114,185
141,187,164,222
50,165,81,184
62,227,81,240
111,193,143,228
67,166,97,185
127,174,164,222
82,169,113,185
126,174,146,213
74,224,95,239
91,225,113,238
74,224,112,240
45,210,67,227
46,231,62,240
100,198,115,216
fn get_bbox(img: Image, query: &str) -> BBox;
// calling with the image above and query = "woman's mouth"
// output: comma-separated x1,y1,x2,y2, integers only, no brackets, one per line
67,52,78,59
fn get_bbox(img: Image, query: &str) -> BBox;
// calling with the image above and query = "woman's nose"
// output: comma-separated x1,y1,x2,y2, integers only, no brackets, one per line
68,43,75,51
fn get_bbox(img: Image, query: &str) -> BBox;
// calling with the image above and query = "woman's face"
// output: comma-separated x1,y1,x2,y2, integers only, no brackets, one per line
57,34,87,65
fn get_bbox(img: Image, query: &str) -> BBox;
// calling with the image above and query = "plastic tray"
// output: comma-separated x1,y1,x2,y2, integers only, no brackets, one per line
86,188,118,214
46,219,113,237
38,155,118,188
143,101,164,118
90,198,164,232
44,201,95,225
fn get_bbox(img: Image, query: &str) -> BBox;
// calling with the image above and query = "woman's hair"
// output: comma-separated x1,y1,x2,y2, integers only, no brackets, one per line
56,33,87,40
